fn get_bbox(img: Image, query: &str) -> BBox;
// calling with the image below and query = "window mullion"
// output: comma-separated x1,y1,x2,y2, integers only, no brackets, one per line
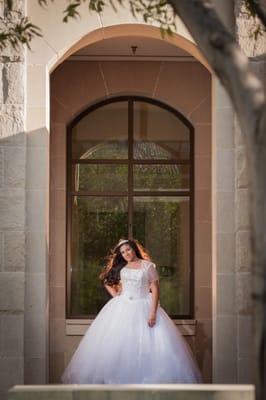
128,99,133,239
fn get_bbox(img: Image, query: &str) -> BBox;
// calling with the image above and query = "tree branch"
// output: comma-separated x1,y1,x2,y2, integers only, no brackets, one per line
168,0,265,145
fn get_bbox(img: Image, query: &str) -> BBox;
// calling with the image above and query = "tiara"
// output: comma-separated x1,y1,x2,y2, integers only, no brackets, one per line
116,239,129,248
117,239,129,247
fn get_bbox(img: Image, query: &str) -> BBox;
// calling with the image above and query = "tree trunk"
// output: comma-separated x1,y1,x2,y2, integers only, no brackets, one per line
168,1,266,398
249,109,266,400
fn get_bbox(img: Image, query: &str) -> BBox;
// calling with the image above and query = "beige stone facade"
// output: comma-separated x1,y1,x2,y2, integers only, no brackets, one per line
1,0,265,398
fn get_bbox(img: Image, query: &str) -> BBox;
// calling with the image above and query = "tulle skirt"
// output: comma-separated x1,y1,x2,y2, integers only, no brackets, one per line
61,293,203,384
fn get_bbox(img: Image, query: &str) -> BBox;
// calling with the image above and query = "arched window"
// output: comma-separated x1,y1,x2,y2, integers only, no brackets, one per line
67,97,194,319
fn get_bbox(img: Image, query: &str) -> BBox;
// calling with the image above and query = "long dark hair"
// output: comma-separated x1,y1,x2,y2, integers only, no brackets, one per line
99,238,151,286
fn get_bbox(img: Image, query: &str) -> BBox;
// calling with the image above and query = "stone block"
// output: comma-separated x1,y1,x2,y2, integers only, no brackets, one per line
50,286,65,319
4,146,26,188
234,116,246,148
0,44,24,63
8,384,256,400
0,63,3,104
217,274,235,315
24,357,46,385
2,314,24,357
236,189,251,230
26,65,46,108
236,230,251,273
26,146,47,190
0,272,24,311
0,147,3,188
27,127,49,148
0,105,24,138
25,312,46,358
4,231,25,271
26,189,45,232
238,316,253,359
195,156,211,190
238,358,254,383
8,385,73,400
0,232,3,270
50,156,66,190
215,107,234,149
26,106,47,132
235,1,266,57
49,352,65,384
236,147,250,188
3,63,24,104
0,1,4,16
217,191,235,234
215,79,232,108
0,357,23,394
25,273,46,313
195,221,212,255
216,316,237,357
215,356,237,383
10,0,25,13
26,231,46,274
195,253,211,287
0,190,25,229
217,233,235,273
195,287,212,319
194,319,212,380
0,131,25,147
216,149,235,191
195,189,211,222
236,273,252,315
194,124,211,157
50,318,65,353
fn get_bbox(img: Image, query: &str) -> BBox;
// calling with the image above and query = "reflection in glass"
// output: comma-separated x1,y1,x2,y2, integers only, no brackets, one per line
70,196,128,316
133,164,190,191
133,196,190,316
72,102,128,159
134,101,190,160
72,164,128,192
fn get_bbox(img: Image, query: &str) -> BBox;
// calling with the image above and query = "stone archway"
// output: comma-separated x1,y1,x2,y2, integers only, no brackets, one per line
25,6,235,384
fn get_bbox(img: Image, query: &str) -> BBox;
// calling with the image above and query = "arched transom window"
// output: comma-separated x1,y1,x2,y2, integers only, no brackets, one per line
67,97,194,319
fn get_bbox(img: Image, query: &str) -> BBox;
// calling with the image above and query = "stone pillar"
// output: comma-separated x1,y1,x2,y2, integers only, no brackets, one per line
211,0,237,383
234,0,266,384
0,1,26,398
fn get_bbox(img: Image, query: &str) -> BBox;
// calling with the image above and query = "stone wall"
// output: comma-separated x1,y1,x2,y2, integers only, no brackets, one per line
0,1,26,399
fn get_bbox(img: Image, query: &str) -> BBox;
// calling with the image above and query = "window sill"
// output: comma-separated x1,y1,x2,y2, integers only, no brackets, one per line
65,319,197,336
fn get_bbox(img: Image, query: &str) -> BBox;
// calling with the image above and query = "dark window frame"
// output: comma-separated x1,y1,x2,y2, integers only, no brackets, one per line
66,96,195,320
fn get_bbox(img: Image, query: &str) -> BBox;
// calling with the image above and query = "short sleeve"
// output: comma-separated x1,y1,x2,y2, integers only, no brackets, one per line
147,262,159,283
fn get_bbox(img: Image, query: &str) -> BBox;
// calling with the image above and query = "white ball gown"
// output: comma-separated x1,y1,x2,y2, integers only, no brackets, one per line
61,259,203,384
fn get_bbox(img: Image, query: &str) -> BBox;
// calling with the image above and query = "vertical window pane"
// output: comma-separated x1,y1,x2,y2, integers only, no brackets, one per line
133,196,190,316
134,101,190,160
72,101,128,159
69,196,128,316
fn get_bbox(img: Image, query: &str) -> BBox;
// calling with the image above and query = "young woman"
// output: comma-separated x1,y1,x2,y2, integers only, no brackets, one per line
61,238,202,384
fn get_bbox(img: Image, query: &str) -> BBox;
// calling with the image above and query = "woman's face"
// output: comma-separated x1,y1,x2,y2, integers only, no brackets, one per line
120,244,136,262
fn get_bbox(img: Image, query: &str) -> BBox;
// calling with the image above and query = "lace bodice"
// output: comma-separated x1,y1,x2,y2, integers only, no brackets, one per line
120,260,159,300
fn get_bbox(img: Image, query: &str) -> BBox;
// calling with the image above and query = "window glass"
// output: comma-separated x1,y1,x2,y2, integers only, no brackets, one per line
68,98,193,318
134,101,190,160
133,164,190,191
70,196,128,316
72,164,128,192
133,196,190,316
72,101,128,159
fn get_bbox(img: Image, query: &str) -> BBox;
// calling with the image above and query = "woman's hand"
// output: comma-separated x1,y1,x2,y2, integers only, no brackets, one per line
148,313,156,328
